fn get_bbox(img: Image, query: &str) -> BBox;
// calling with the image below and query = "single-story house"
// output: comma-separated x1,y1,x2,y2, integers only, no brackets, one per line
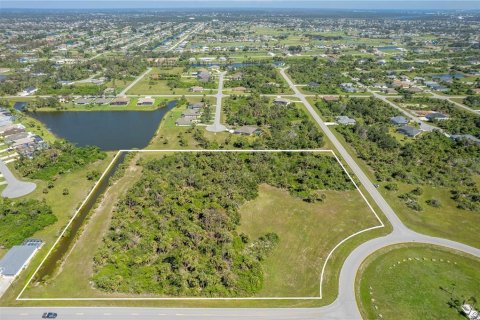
190,86,204,92
232,86,247,92
94,97,112,105
74,97,94,105
233,126,262,136
0,124,24,135
175,118,193,126
383,88,397,95
2,127,25,137
323,96,339,102
450,134,480,145
397,125,422,138
0,239,43,278
110,96,130,106
390,116,409,126
231,72,243,80
137,97,155,106
18,86,37,97
13,102,28,111
182,109,202,119
426,112,449,121
308,82,320,88
405,86,423,93
340,83,356,93
273,97,291,106
197,70,211,82
5,132,29,143
336,116,356,125
188,102,204,110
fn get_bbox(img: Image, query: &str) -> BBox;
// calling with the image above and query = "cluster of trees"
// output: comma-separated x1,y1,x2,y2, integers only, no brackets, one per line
100,57,148,80
225,64,287,94
92,152,353,296
316,98,480,212
0,198,56,248
15,141,106,180
223,94,324,149
23,97,62,110
395,96,480,137
463,95,480,109
287,59,351,93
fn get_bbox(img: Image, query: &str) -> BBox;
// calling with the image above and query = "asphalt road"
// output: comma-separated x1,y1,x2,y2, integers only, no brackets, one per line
206,71,227,132
370,91,440,132
0,159,36,198
118,67,152,96
1,70,478,320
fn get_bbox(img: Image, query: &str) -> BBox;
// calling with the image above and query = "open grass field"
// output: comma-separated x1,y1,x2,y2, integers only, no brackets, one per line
357,244,480,320
239,184,379,297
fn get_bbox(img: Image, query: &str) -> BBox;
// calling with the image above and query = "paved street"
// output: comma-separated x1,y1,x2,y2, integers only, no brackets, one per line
371,91,440,132
206,71,227,132
118,67,152,96
0,159,36,198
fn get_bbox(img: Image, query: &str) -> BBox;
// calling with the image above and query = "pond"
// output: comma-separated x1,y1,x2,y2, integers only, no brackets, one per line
377,46,401,52
30,101,177,150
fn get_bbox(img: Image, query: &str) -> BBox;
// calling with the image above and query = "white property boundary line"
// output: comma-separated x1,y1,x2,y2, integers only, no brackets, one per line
17,149,384,301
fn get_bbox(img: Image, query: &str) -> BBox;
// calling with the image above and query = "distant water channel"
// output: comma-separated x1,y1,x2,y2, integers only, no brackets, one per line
30,100,177,150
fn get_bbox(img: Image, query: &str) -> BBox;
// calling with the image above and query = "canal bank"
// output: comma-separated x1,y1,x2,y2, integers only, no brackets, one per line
30,151,128,284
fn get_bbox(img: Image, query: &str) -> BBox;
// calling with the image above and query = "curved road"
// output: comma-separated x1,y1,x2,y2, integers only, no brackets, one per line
0,159,36,198
1,70,478,319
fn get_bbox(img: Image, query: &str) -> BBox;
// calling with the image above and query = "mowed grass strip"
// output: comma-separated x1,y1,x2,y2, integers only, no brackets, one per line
239,184,378,297
357,244,480,320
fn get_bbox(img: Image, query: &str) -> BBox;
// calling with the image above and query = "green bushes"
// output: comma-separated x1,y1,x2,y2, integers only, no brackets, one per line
0,198,56,248
92,152,353,296
223,94,324,149
15,141,107,180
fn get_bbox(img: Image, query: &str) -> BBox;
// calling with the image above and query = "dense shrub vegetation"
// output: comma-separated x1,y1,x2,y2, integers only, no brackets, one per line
0,198,56,248
315,98,480,212
463,95,480,109
92,152,353,296
287,58,351,93
223,94,324,149
225,64,287,94
15,141,107,180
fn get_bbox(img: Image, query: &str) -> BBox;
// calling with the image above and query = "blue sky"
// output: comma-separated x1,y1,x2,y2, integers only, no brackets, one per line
1,1,480,10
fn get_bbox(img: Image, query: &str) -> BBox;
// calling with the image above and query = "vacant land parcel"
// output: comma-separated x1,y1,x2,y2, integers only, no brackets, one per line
21,151,380,302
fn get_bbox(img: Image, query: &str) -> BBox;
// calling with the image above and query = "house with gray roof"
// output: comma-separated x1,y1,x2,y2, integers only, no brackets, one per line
94,97,112,105
450,134,480,145
397,125,422,138
0,239,43,278
390,116,409,126
233,126,262,136
336,116,356,125
74,97,94,105
175,118,193,126
426,112,449,121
